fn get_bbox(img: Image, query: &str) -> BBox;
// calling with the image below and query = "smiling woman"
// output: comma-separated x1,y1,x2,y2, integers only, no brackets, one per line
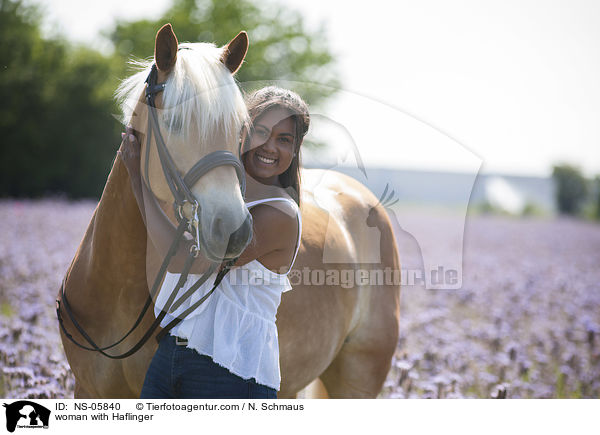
243,108,297,185
243,86,310,205
136,86,311,399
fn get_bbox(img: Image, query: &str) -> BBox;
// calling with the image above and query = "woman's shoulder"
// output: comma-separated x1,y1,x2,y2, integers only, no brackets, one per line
245,181,299,219
244,176,298,210
243,197,300,273
249,198,299,232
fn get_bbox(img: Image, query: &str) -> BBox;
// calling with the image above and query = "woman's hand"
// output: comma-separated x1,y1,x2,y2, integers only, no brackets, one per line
117,126,147,224
118,126,141,181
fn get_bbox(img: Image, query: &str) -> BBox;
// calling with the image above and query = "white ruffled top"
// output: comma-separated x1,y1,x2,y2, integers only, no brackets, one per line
153,197,302,391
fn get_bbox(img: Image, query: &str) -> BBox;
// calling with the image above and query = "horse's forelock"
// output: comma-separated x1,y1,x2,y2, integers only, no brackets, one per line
115,42,248,147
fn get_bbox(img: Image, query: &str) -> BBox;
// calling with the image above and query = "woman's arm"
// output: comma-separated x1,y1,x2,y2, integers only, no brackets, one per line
236,201,298,273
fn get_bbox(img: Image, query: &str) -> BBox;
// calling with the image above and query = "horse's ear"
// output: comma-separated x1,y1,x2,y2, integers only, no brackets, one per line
220,31,248,74
155,23,178,72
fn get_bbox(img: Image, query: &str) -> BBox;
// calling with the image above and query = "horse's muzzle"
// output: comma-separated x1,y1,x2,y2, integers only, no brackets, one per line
204,212,252,261
224,212,253,259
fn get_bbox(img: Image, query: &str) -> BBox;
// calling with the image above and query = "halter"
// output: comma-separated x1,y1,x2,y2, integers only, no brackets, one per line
56,63,248,359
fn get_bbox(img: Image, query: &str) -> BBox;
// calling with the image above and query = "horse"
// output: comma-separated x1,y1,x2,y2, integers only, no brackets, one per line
57,24,400,398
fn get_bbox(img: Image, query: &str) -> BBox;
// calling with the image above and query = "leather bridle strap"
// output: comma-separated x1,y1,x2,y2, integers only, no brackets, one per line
143,64,246,211
184,150,246,197
145,90,194,206
56,220,193,358
155,256,237,343
56,229,219,359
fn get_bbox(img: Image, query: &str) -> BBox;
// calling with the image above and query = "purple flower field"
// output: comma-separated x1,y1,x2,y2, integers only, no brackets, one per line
1,200,599,398
384,211,600,398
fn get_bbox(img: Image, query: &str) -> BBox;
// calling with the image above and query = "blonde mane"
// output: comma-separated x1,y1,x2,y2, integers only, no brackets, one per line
115,42,248,147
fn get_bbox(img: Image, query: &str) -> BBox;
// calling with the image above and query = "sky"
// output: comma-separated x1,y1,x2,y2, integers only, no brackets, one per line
36,0,600,177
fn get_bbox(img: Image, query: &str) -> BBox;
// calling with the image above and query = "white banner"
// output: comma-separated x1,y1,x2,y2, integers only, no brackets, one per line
0,399,596,434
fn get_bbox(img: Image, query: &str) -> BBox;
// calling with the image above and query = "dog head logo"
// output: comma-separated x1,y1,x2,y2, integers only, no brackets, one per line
3,401,50,432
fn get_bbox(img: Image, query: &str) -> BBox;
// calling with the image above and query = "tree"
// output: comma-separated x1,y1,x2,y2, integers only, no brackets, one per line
0,0,339,198
109,0,339,107
0,0,121,198
551,164,588,215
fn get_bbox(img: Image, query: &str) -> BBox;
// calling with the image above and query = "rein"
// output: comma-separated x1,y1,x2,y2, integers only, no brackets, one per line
56,63,245,359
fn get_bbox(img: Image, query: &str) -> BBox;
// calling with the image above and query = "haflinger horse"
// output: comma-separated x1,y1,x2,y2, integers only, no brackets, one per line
57,24,400,399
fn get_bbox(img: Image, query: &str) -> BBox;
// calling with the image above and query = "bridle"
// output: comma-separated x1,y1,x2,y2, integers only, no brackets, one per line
143,64,246,259
57,63,248,359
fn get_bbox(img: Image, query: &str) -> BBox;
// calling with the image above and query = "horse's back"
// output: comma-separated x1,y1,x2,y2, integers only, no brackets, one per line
278,169,400,398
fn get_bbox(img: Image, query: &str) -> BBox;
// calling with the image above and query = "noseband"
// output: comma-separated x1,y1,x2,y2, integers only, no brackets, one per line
57,63,248,359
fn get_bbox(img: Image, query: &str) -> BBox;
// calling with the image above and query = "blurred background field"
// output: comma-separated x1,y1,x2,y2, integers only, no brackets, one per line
1,0,599,398
0,199,599,398
384,210,600,398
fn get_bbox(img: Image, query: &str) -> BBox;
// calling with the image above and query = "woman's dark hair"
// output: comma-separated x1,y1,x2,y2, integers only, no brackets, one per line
243,86,310,206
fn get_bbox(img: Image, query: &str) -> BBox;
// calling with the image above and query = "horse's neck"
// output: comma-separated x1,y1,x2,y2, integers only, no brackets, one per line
62,153,149,365
88,155,147,274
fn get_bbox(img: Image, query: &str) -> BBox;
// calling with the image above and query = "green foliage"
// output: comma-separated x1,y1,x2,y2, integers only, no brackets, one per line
470,200,514,217
474,200,506,216
594,176,600,220
0,0,121,198
521,201,547,218
551,164,588,215
109,0,339,107
1,0,338,198
470,199,549,218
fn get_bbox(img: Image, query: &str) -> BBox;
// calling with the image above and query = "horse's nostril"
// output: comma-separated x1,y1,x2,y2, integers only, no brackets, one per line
208,213,252,259
226,213,253,255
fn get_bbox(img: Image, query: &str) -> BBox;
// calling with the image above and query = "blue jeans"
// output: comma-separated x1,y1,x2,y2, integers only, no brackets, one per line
140,335,277,399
